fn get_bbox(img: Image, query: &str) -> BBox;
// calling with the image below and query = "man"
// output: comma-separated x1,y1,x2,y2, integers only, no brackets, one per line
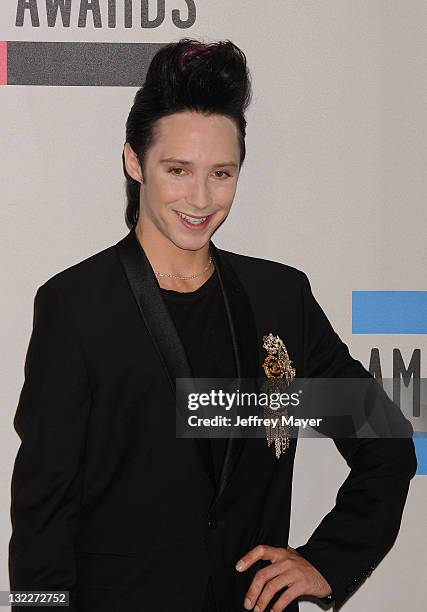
9,39,417,612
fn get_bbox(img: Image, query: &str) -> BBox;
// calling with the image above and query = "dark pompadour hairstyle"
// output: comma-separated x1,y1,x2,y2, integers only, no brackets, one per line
122,38,253,229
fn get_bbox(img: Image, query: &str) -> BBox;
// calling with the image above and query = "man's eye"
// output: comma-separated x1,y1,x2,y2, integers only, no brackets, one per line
214,170,231,179
169,167,185,176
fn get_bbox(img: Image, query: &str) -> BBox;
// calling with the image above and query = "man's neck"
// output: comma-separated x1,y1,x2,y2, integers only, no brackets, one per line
134,222,214,292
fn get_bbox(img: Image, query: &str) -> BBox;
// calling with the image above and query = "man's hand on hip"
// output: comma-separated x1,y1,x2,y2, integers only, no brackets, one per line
235,544,332,611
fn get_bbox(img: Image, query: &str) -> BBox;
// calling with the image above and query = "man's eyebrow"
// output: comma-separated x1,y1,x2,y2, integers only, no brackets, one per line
159,157,238,169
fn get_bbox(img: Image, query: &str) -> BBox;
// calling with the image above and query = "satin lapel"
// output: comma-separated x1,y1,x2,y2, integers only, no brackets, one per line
115,228,216,488
208,241,260,508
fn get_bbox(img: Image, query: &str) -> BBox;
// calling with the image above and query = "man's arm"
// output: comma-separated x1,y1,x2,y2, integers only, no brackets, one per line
9,282,92,611
294,272,417,610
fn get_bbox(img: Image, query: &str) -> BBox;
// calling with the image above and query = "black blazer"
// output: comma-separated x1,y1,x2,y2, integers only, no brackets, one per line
9,228,417,612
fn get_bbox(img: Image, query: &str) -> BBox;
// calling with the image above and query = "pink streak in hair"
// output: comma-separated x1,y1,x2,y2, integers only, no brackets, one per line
179,42,218,72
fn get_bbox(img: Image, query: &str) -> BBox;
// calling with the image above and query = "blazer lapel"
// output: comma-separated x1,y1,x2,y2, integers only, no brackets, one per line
115,228,260,507
115,228,216,488
208,241,259,507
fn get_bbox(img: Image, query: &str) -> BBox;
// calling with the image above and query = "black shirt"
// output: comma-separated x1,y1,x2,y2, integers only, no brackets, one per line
160,268,236,611
160,268,236,483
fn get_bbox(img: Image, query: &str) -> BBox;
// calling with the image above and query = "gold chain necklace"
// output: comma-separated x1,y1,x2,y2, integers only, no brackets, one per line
154,257,213,280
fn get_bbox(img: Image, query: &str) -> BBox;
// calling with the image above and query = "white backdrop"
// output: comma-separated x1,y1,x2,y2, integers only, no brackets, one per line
1,1,426,610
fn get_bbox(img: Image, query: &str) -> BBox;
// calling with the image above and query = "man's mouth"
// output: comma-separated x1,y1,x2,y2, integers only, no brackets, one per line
175,210,212,228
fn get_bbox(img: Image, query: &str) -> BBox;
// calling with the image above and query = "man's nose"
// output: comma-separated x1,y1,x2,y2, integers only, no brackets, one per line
187,177,212,211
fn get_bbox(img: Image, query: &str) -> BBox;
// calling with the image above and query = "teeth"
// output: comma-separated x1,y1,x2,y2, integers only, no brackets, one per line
177,212,208,225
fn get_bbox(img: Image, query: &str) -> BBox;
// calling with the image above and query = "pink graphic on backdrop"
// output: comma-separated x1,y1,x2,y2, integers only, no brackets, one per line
0,41,7,85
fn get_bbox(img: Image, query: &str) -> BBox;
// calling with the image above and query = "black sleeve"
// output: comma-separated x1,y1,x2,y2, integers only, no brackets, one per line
294,272,417,610
9,282,92,611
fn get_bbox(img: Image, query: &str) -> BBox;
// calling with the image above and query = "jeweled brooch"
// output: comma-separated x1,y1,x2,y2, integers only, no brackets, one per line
261,333,296,458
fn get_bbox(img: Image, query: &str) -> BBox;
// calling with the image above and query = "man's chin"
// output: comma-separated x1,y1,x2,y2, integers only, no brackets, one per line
169,235,212,252
167,227,218,252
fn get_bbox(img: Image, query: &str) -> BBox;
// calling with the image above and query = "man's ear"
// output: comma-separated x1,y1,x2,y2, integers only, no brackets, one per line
123,142,144,183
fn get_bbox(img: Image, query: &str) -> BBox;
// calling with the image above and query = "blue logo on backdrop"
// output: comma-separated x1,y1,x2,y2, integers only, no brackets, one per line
352,291,427,475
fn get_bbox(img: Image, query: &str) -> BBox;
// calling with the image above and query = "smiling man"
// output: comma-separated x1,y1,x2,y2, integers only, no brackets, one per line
123,110,240,292
9,38,417,612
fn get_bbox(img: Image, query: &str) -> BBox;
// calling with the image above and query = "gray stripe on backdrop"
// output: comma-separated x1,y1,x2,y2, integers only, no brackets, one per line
7,41,164,86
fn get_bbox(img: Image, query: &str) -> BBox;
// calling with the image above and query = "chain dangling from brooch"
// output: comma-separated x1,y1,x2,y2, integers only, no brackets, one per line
261,333,296,458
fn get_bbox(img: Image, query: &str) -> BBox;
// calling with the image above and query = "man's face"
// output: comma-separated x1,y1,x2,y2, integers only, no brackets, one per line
126,110,241,252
